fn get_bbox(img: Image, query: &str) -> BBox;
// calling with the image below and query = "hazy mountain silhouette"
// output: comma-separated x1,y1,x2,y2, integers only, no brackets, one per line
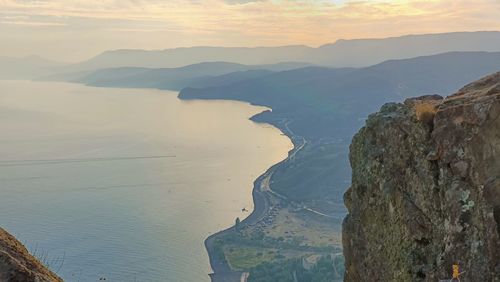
181,52,500,137
185,69,275,89
49,62,310,91
313,31,500,67
68,46,312,71
11,31,500,81
65,31,500,71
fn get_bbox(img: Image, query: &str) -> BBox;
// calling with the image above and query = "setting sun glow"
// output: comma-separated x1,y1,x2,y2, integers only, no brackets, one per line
0,0,499,60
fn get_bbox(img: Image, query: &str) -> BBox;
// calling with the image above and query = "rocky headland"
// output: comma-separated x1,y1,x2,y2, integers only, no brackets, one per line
343,72,500,281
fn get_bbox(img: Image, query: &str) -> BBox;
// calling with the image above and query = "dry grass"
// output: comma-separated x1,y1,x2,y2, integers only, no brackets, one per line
0,228,63,282
415,102,438,124
262,208,341,248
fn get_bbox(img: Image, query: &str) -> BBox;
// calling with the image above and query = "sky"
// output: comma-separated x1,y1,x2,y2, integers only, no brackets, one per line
0,0,499,62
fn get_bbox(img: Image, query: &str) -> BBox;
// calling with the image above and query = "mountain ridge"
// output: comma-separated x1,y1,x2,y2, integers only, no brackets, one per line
67,31,500,70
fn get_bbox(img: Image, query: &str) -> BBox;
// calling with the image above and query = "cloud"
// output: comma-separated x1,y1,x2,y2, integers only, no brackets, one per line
0,0,498,32
224,0,264,4
0,20,64,26
0,0,498,60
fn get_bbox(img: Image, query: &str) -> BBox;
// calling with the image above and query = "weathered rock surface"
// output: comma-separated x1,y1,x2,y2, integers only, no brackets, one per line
343,72,500,281
0,227,62,282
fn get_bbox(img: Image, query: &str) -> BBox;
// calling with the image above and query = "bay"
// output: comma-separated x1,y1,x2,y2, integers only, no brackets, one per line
0,80,292,282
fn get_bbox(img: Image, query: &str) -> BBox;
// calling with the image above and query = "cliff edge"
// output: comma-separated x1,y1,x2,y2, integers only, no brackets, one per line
0,228,62,282
343,72,500,281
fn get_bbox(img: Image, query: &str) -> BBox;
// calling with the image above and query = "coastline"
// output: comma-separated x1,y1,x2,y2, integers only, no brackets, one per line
1,80,293,281
203,115,301,282
20,80,300,281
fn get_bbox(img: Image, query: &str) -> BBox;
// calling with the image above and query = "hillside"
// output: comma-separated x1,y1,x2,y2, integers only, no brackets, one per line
0,227,62,282
180,52,500,137
44,62,311,91
343,72,500,281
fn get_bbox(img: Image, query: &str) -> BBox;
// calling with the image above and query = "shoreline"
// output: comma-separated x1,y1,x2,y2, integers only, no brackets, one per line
22,80,298,281
3,80,293,281
204,116,301,282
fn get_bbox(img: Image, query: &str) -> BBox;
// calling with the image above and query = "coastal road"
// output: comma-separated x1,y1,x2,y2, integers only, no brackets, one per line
261,131,333,219
206,119,330,281
283,120,307,160
205,166,276,282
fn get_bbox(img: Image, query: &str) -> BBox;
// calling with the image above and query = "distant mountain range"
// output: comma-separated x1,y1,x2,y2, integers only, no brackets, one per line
2,31,499,81
180,51,500,138
64,31,500,70
40,62,311,91
39,50,500,141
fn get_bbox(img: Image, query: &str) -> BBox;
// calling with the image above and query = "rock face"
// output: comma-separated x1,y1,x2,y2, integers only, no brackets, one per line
0,228,62,282
343,72,500,281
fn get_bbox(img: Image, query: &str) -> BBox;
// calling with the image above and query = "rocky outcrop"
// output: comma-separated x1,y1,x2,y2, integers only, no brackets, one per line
0,228,62,282
343,72,500,281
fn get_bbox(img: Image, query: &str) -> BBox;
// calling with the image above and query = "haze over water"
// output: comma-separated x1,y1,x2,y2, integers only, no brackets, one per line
0,80,292,281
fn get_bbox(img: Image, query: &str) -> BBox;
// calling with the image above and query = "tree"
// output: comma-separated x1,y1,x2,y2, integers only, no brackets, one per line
235,217,241,231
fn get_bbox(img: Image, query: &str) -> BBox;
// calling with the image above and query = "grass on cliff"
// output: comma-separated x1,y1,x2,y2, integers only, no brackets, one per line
415,102,438,124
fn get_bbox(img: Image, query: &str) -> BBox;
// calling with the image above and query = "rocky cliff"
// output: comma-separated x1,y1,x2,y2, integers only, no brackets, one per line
0,228,62,282
343,72,500,281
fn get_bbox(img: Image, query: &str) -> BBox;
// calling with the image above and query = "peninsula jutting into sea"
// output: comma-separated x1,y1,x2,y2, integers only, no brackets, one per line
1,1,499,281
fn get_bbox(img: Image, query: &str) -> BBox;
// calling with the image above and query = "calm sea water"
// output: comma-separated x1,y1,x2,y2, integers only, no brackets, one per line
0,81,292,281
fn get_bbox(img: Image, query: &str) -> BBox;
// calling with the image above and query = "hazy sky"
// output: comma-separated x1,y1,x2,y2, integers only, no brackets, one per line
1,0,499,62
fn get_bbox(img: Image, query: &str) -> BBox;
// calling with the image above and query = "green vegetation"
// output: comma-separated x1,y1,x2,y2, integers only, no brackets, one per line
235,217,241,231
248,254,344,282
217,229,339,253
212,238,227,262
224,246,276,270
271,142,350,204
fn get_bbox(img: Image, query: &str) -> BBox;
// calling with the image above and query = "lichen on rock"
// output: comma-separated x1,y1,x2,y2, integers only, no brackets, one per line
343,72,500,281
